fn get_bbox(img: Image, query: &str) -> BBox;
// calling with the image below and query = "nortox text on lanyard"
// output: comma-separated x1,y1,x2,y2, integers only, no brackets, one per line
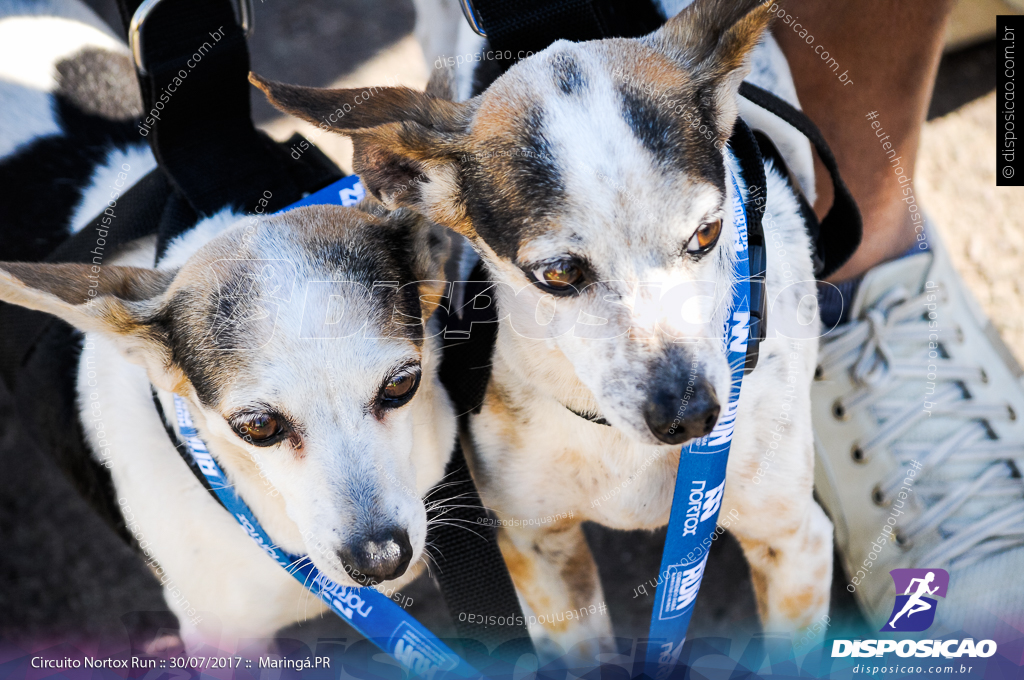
642,155,754,680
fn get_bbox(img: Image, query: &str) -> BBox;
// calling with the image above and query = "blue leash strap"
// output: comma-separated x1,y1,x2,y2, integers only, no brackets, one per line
285,174,366,210
172,394,479,679
641,156,753,680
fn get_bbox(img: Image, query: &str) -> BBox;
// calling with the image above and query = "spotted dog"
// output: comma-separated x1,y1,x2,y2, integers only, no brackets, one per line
0,0,454,651
254,0,832,650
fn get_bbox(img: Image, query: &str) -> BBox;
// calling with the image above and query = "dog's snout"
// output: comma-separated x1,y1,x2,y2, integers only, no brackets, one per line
643,376,720,445
337,527,412,585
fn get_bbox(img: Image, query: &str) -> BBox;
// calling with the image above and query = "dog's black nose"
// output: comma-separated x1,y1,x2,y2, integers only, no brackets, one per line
643,376,720,445
338,528,412,585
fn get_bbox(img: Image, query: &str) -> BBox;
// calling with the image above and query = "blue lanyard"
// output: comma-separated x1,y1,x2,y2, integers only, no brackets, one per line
642,158,752,679
169,174,480,679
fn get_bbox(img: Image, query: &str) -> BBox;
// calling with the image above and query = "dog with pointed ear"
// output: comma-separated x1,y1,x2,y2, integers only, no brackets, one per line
250,1,769,248
0,204,459,648
255,0,834,653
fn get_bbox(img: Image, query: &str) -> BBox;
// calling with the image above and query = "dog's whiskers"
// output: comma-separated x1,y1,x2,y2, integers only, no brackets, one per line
425,519,488,542
285,554,311,576
424,494,482,512
422,480,465,500
424,495,479,511
295,557,319,621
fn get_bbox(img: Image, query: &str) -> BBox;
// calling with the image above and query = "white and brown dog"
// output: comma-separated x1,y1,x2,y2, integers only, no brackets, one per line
257,0,833,652
0,0,454,652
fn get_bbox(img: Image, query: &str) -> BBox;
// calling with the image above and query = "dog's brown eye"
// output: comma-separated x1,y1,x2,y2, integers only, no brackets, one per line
379,367,422,410
236,414,281,443
686,219,722,254
533,260,583,293
385,373,415,399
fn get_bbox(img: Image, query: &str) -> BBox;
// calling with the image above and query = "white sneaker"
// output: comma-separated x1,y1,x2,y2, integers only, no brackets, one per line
813,227,1024,636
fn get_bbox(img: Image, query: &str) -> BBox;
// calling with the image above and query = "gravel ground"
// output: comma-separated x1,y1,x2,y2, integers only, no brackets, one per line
0,0,1015,658
918,92,1024,362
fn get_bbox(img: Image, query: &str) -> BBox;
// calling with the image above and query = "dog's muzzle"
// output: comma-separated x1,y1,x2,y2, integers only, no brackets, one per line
643,375,720,445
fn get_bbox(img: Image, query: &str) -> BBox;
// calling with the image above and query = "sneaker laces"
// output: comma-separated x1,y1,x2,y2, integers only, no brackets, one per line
819,283,1024,568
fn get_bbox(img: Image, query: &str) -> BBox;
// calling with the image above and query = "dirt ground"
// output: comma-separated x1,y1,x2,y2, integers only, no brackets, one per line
917,92,1024,363
0,0,1019,658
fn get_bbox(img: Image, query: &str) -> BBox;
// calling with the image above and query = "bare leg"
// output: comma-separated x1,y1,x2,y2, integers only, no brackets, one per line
772,0,956,282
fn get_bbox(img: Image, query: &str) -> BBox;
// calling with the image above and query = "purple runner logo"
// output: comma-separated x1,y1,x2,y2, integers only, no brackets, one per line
880,568,949,632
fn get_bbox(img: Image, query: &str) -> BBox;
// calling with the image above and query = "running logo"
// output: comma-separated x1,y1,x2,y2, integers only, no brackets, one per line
881,568,949,632
699,481,725,522
658,554,709,619
389,622,458,680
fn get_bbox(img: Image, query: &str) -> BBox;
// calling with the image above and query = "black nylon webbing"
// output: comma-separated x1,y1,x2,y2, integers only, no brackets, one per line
426,440,533,658
431,263,533,651
753,129,824,275
470,0,664,71
115,0,341,251
739,81,862,279
727,119,768,371
461,0,648,71
438,267,500,416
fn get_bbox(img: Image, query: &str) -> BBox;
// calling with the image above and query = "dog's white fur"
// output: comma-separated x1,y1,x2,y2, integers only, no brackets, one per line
0,0,455,652
257,0,835,653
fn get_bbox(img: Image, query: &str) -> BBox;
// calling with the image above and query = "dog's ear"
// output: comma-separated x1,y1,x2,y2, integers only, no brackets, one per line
385,208,451,321
0,263,185,391
648,0,770,141
250,73,476,236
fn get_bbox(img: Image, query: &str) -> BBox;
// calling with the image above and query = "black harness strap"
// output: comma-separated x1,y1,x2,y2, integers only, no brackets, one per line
753,129,824,274
47,170,171,263
430,267,534,651
438,269,500,416
115,0,342,257
426,442,533,658
469,0,664,70
738,81,862,279
730,118,768,372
